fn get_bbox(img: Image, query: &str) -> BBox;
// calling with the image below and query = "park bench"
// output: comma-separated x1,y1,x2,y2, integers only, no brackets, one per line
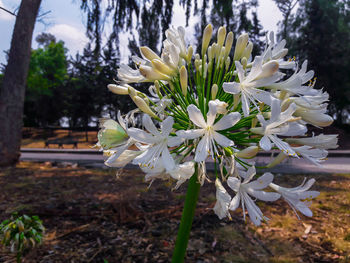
45,138,78,149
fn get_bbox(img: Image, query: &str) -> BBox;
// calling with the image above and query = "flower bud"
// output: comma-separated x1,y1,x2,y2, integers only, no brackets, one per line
234,33,249,61
202,24,213,55
98,119,128,150
180,65,188,96
211,84,218,99
194,59,201,70
187,45,193,62
132,95,158,118
256,60,279,80
266,152,288,168
107,84,129,95
154,80,160,94
294,109,333,127
195,53,200,60
140,46,161,61
139,65,171,81
217,26,226,47
140,46,160,61
151,59,174,76
242,41,253,60
224,32,234,58
207,46,213,62
128,86,137,97
241,57,248,69
225,56,231,71
203,63,208,79
235,146,259,159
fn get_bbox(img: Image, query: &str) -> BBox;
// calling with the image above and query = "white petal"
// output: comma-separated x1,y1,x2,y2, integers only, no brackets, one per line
128,128,158,144
247,188,281,201
241,93,250,117
168,136,183,147
207,101,218,126
229,193,240,211
250,88,272,105
295,202,313,217
161,147,176,171
161,116,174,136
243,192,264,226
176,129,204,140
143,114,160,136
260,135,272,151
187,104,206,128
213,112,241,130
223,82,241,94
227,177,241,192
270,98,281,123
213,131,233,147
194,136,209,162
246,172,274,189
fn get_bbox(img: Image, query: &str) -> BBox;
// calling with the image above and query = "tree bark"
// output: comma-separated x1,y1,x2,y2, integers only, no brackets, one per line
0,0,42,166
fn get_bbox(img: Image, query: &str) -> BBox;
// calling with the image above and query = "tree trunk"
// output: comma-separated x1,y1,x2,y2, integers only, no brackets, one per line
0,0,42,166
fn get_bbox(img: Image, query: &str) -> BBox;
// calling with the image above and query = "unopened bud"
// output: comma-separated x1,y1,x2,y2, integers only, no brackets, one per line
242,42,253,60
133,96,158,119
154,80,160,93
241,57,248,69
211,84,218,99
195,53,200,60
256,60,279,79
236,146,259,159
128,86,137,97
139,65,171,81
266,152,288,168
140,46,161,61
180,66,188,96
225,56,231,71
107,84,129,95
224,32,234,58
234,33,249,60
152,59,174,76
203,63,208,79
202,24,213,55
187,46,193,62
207,46,213,61
233,94,240,110
217,26,226,47
194,59,201,70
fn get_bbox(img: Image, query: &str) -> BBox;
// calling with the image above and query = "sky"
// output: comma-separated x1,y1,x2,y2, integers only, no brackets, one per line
0,0,283,65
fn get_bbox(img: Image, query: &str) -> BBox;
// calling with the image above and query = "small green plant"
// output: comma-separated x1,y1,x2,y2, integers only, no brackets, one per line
0,213,45,263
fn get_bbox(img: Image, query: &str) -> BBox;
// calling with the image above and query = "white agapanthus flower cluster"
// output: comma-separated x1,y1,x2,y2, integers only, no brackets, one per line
97,25,338,226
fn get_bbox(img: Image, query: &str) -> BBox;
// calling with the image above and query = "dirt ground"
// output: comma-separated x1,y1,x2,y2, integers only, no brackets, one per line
0,162,349,263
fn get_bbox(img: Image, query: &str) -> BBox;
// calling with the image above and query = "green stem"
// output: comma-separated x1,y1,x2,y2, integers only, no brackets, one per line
16,252,22,263
171,167,201,263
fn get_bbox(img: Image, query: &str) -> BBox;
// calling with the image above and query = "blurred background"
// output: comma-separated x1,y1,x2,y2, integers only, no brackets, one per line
0,0,349,149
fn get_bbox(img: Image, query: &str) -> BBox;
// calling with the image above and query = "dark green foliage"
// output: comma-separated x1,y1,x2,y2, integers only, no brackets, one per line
0,213,44,263
277,0,350,124
24,36,68,126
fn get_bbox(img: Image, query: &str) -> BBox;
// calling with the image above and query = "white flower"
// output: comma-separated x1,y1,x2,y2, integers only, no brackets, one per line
228,167,280,225
291,146,327,166
267,60,316,96
286,134,338,149
142,159,195,189
177,101,241,162
251,98,306,155
263,31,295,69
105,149,142,168
270,178,320,217
164,26,188,61
223,56,282,117
117,64,146,83
128,115,182,170
213,179,232,220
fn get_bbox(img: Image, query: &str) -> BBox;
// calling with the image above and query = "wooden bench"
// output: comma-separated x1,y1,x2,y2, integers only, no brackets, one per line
45,138,78,149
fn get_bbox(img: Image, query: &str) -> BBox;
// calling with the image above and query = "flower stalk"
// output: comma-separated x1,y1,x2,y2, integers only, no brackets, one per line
171,166,201,263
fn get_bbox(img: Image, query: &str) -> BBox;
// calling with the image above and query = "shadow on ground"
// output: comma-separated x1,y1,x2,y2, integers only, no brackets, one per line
0,162,349,262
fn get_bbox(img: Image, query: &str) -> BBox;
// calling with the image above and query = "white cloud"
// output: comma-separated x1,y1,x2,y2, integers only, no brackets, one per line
47,23,88,55
0,0,15,21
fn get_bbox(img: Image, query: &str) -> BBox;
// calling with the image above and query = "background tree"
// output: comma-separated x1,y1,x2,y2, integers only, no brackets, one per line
286,0,350,125
24,33,68,126
0,0,42,166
